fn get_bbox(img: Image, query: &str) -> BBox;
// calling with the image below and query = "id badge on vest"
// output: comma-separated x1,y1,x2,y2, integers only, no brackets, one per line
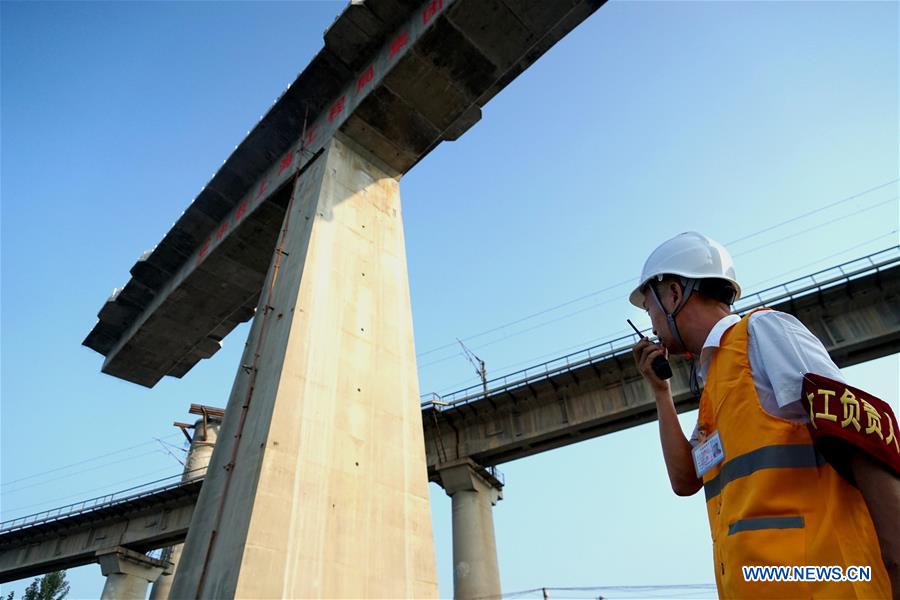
692,430,725,478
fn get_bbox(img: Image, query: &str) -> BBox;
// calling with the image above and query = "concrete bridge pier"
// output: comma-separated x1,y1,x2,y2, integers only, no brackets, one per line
169,133,437,599
437,458,504,600
97,547,168,600
149,415,221,600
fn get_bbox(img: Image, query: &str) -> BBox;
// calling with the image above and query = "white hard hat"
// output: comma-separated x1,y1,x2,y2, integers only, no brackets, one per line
629,231,741,308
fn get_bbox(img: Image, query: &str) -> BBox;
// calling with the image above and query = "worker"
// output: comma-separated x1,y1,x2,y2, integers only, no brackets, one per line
629,231,899,598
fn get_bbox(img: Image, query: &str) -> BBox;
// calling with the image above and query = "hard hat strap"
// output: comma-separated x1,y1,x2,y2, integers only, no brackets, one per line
648,276,697,354
662,278,701,397
670,277,698,319
688,356,701,399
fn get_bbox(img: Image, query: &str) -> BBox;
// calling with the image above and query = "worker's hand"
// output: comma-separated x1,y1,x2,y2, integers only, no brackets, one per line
632,338,670,393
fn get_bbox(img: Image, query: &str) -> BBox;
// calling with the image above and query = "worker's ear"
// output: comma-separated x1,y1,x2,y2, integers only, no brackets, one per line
668,281,683,311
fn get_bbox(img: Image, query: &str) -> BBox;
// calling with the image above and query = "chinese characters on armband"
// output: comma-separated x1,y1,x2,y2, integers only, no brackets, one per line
803,373,900,476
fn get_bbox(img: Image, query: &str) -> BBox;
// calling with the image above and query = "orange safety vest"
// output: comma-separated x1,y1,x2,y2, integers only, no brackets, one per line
696,308,890,599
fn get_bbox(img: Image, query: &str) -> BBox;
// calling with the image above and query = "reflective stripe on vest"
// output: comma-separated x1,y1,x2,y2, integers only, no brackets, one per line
703,443,826,501
698,308,890,598
727,515,804,536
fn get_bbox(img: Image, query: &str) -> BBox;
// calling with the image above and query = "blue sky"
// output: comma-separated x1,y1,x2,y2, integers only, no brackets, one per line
2,1,897,598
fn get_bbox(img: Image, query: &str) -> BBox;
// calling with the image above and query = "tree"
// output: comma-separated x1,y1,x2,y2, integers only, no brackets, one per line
6,571,69,600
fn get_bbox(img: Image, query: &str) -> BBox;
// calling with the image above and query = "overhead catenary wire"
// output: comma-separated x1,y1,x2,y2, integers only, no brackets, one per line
436,325,637,394
414,178,898,362
471,583,718,600
725,177,897,246
421,226,875,375
1,448,175,495
437,230,897,393
415,275,637,360
745,229,898,290
2,465,186,517
429,234,899,394
155,437,186,466
0,432,184,488
5,188,894,520
416,191,897,376
731,195,897,258
419,288,630,371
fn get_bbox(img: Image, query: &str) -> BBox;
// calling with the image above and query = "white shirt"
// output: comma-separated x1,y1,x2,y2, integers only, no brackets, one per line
689,310,845,447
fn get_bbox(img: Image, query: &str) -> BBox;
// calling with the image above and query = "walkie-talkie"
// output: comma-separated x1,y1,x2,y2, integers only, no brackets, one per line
627,319,673,380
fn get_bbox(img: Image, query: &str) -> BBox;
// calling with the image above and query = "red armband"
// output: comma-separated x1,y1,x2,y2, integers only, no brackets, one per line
803,373,900,476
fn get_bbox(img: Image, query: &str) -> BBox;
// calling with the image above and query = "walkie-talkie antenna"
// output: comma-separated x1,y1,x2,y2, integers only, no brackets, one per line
626,319,646,338
625,319,673,380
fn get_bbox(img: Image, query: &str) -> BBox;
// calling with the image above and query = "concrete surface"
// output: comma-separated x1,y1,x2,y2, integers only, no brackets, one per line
0,481,198,584
169,134,436,599
83,0,608,388
97,547,168,600
149,418,220,600
437,459,503,600
5,261,897,585
422,262,900,474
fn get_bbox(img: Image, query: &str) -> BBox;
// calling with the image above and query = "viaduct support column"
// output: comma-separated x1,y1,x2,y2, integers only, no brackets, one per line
437,458,504,600
170,133,437,599
97,547,168,600
149,416,221,600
